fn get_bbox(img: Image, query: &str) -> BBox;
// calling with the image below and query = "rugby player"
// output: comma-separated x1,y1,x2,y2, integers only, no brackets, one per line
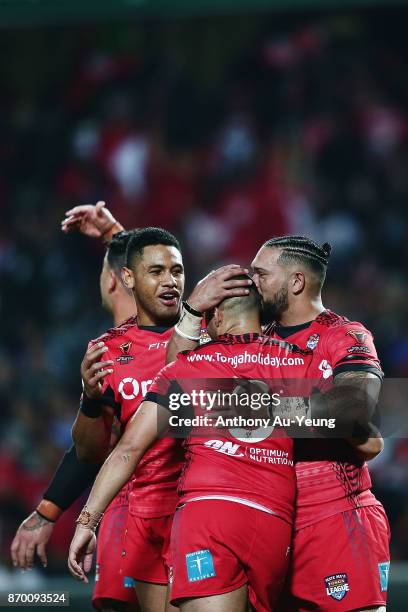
252,236,390,612
69,282,303,611
168,236,389,612
74,227,186,612
10,231,140,612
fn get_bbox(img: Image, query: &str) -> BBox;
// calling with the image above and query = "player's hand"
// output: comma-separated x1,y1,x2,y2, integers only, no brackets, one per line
188,265,252,313
61,201,124,238
81,342,113,400
68,526,96,583
10,511,54,570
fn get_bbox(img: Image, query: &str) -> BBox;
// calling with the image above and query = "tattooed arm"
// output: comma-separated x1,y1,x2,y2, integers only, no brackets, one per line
310,371,383,458
10,512,54,570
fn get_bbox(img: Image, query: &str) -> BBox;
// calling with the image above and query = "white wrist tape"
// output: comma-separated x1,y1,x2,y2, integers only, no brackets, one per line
175,305,202,341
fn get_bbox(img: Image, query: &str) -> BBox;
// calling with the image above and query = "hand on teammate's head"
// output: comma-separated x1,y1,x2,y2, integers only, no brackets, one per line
188,264,253,313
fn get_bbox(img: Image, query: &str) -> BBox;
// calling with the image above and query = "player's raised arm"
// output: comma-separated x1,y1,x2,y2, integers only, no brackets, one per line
61,200,124,242
68,399,169,582
10,446,101,570
166,265,252,363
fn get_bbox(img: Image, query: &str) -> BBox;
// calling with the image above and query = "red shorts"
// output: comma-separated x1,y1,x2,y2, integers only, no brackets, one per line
119,513,173,584
169,500,292,611
278,505,391,612
93,505,138,609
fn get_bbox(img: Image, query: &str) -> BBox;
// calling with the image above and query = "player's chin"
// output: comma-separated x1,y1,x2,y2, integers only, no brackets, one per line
154,300,181,322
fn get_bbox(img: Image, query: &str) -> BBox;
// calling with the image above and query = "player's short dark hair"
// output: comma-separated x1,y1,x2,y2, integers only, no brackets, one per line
263,235,331,288
126,227,181,268
220,274,261,314
106,230,136,275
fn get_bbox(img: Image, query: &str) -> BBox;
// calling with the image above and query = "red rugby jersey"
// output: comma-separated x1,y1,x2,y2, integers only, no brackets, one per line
88,318,183,517
146,333,312,525
268,309,383,530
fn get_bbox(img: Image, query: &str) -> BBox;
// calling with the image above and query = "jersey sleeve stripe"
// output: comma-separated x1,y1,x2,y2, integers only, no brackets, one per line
333,363,384,379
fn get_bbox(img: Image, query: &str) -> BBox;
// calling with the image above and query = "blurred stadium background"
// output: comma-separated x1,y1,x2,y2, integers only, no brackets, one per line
1,0,408,609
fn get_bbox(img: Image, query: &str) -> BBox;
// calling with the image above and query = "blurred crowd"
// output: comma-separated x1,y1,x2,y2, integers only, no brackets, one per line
1,8,408,574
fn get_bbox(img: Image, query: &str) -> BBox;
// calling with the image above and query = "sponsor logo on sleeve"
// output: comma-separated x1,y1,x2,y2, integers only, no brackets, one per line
347,345,371,354
186,550,216,582
378,561,390,592
307,333,320,350
346,330,367,344
324,573,350,600
117,341,135,364
318,359,333,379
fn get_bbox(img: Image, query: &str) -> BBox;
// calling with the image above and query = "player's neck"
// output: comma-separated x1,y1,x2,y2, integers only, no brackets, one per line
277,297,325,327
219,315,261,337
112,299,137,326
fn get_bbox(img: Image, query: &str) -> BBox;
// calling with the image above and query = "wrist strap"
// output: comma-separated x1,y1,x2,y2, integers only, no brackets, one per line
174,326,200,342
80,393,103,418
36,499,62,523
102,221,125,243
183,301,202,317
175,303,202,342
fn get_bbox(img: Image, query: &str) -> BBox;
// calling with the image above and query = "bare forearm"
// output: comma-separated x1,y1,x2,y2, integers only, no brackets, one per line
102,220,125,243
346,421,384,460
310,372,381,436
85,446,142,513
72,413,111,463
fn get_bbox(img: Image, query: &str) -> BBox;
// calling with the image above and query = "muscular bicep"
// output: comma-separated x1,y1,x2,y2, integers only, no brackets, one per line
333,370,382,416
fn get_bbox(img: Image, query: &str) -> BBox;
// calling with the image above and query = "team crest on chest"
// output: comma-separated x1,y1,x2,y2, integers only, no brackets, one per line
116,341,135,364
306,333,320,350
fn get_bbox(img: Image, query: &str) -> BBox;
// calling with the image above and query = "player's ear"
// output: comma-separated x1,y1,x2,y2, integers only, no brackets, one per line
214,307,223,328
109,270,118,294
291,271,305,295
122,267,135,290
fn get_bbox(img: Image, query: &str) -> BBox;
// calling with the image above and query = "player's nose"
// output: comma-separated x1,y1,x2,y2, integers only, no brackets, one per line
161,271,178,287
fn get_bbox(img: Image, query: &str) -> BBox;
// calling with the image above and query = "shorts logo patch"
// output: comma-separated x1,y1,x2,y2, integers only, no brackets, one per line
324,573,350,601
123,576,135,588
378,561,390,592
186,549,216,582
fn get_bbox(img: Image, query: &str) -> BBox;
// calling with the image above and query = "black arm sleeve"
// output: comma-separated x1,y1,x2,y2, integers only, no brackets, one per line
42,445,101,511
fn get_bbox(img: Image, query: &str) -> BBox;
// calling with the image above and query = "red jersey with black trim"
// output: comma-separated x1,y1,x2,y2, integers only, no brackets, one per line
87,317,184,517
146,333,312,526
268,309,383,530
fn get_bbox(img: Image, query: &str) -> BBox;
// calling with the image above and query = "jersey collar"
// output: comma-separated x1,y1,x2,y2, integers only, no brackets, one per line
217,332,261,344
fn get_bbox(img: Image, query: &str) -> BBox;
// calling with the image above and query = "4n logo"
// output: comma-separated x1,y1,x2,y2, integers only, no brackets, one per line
204,440,244,457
